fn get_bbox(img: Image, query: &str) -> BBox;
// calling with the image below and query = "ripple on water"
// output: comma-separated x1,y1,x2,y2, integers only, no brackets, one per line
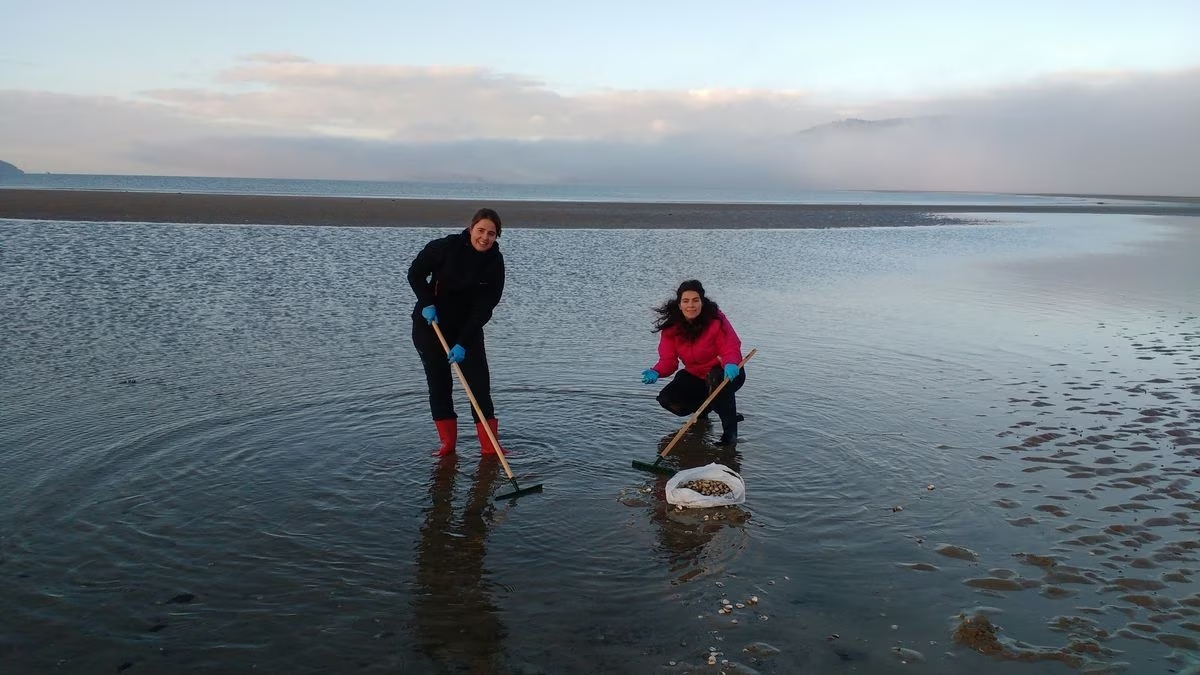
944,313,1200,671
3,219,1198,672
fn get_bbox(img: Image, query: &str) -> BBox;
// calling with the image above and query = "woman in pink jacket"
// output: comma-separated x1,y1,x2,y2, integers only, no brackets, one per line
641,279,746,445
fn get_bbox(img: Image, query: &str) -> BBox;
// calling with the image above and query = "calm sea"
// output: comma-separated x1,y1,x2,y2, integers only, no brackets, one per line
2,208,1199,674
0,172,1167,208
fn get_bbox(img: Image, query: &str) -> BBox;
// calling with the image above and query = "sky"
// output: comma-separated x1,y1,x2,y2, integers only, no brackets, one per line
2,0,1198,194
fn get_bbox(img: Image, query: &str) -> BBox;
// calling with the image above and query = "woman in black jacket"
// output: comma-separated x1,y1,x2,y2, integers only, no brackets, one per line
408,208,506,457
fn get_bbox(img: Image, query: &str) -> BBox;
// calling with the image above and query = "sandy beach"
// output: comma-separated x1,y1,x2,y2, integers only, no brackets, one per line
3,188,1200,228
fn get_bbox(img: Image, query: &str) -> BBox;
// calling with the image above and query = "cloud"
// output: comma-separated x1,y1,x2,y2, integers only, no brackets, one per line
238,52,313,65
0,91,232,174
119,134,793,187
144,60,827,143
1,59,1197,194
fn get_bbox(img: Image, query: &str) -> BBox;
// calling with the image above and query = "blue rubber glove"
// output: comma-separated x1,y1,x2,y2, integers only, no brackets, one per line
448,344,466,364
420,305,438,325
641,369,658,384
724,363,740,380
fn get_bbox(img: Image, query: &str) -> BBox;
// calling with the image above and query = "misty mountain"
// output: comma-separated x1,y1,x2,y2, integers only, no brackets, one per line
796,116,945,136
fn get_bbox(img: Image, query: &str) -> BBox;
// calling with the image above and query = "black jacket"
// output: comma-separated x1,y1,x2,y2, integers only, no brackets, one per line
407,229,505,345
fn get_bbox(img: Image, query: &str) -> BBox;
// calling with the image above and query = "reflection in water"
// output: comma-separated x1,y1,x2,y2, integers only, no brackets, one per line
653,418,744,475
648,425,750,584
413,455,505,672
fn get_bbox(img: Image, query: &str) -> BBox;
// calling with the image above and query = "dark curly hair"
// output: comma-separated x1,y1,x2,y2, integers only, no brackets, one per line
652,279,720,342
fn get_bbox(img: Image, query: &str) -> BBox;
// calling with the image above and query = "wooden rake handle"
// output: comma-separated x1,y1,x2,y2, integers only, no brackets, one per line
658,348,757,459
430,321,516,480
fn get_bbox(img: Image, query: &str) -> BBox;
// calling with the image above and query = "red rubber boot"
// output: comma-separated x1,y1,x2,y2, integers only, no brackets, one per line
431,419,457,457
475,418,504,456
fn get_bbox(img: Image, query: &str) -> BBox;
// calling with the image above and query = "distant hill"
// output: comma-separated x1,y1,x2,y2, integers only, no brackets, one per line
796,116,945,135
0,159,25,178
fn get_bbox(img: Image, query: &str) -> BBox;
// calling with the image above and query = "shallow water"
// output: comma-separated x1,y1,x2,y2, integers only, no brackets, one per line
2,214,1198,674
3,172,1178,207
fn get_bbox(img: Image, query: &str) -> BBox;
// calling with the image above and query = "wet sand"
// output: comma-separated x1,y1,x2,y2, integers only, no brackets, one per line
2,188,1199,227
933,217,1200,671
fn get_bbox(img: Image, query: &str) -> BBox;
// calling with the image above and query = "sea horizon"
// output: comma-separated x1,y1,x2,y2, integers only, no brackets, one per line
3,171,1197,207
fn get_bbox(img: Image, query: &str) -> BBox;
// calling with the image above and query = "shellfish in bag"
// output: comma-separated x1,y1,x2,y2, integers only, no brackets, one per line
665,463,746,508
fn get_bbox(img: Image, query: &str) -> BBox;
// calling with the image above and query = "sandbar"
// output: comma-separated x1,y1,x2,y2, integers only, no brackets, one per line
2,188,1199,228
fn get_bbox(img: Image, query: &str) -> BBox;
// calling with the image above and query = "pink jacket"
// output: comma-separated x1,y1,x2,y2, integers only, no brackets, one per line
651,310,743,379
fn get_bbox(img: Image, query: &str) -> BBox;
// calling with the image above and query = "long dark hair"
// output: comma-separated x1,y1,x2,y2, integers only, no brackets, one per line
652,279,721,342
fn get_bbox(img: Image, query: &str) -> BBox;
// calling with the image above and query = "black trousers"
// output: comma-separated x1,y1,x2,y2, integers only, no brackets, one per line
656,365,745,429
412,319,493,422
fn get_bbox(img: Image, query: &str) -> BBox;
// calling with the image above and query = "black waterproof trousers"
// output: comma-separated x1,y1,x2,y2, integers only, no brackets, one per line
656,365,746,443
412,319,493,422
